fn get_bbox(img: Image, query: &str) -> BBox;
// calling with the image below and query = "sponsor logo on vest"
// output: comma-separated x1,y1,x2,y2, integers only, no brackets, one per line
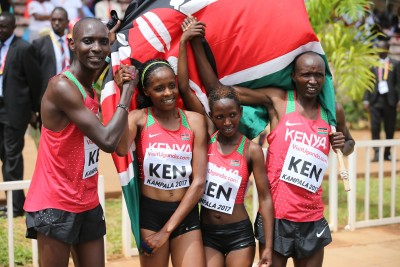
149,133,161,138
285,129,327,149
148,142,191,152
285,120,303,127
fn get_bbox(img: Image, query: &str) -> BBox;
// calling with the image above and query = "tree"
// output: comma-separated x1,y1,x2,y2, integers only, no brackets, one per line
306,0,380,101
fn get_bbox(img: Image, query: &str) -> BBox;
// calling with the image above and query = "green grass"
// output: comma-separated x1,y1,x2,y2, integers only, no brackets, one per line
0,198,124,267
1,176,399,266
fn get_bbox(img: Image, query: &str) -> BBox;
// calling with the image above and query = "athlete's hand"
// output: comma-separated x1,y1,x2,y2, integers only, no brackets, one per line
256,248,272,267
329,131,345,152
181,16,205,42
108,19,121,46
114,64,138,89
143,228,170,255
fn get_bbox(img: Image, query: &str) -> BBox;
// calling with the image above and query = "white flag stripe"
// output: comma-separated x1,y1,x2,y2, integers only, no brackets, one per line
100,80,117,104
137,16,165,53
220,41,324,85
189,79,210,113
143,12,171,51
110,51,121,67
178,0,218,16
116,32,129,46
119,160,135,186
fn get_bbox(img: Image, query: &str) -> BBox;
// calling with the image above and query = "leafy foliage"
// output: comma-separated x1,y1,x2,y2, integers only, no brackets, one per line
306,0,380,101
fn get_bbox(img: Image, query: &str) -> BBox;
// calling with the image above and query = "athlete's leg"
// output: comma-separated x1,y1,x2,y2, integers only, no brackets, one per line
139,229,170,267
37,233,71,267
272,251,289,267
292,248,324,267
258,242,266,262
225,246,255,267
204,246,225,267
170,229,206,267
71,237,105,267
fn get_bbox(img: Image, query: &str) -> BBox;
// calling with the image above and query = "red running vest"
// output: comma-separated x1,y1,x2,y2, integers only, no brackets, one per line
24,71,100,213
266,90,330,222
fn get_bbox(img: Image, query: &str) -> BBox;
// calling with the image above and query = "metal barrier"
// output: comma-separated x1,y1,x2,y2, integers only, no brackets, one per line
347,139,400,229
0,175,105,267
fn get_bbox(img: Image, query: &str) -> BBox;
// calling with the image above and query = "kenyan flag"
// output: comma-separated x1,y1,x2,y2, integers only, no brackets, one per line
100,0,336,253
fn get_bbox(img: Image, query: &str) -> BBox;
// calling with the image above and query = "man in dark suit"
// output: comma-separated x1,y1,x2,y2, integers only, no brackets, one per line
33,7,73,129
363,39,400,162
0,12,41,217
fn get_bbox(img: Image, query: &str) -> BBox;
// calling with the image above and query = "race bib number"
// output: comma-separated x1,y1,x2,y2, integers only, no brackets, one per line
143,148,192,190
279,141,328,193
200,162,242,214
83,136,99,179
378,80,389,94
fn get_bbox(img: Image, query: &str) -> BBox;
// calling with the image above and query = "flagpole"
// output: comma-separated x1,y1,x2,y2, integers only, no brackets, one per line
330,125,351,230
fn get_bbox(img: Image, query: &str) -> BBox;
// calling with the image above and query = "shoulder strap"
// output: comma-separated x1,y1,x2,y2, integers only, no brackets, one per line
179,109,191,130
209,131,218,144
145,107,155,128
285,90,295,114
236,135,247,156
63,70,87,100
320,105,329,123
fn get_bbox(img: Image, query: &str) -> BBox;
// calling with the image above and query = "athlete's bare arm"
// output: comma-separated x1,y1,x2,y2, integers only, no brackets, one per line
42,71,137,153
248,142,273,267
186,18,286,133
331,103,355,156
115,108,146,156
178,20,205,115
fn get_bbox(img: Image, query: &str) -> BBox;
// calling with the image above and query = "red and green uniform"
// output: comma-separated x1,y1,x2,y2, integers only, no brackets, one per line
200,132,250,214
267,90,330,222
24,70,100,213
136,108,193,190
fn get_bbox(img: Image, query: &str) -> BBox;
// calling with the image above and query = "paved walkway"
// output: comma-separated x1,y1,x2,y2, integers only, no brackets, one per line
104,224,400,267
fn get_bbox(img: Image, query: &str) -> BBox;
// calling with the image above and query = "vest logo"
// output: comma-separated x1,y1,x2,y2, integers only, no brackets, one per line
230,159,240,166
285,129,327,149
317,127,328,135
181,133,190,140
148,142,191,152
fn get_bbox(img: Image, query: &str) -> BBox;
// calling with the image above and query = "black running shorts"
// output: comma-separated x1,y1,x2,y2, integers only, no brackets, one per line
140,196,201,239
202,218,255,254
26,204,106,245
254,213,332,259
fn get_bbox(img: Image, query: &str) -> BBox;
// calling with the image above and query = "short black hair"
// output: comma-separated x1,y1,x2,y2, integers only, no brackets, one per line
292,51,325,74
72,17,104,39
51,7,69,20
208,85,240,113
0,12,15,26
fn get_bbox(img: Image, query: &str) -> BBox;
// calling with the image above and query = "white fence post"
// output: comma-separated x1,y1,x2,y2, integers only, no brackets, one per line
348,150,357,230
6,190,14,267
